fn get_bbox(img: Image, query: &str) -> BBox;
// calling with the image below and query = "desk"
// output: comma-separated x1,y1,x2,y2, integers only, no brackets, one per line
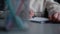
0,17,60,34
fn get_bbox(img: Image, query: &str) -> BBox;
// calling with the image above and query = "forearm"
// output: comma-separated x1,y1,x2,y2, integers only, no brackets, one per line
46,0,60,16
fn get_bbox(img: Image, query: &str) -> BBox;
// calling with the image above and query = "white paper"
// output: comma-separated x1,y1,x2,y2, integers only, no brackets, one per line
29,17,49,21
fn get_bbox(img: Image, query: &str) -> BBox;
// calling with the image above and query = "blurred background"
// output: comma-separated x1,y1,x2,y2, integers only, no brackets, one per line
0,0,60,34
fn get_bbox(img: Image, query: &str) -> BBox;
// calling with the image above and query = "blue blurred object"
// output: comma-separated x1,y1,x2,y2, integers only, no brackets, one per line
6,0,25,30
6,12,13,30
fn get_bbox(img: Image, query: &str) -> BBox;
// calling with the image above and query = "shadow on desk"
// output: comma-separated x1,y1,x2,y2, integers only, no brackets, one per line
30,19,60,24
45,20,60,24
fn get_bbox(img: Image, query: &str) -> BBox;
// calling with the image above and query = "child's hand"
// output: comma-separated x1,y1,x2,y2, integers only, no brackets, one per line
29,9,34,18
